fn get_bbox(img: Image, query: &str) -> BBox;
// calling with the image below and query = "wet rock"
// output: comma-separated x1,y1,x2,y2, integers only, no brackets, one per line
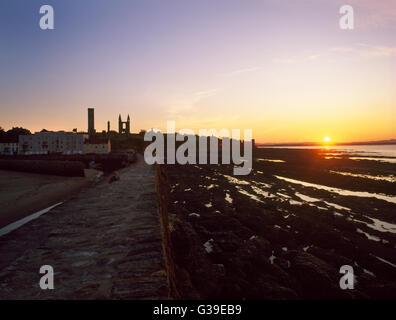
157,154,396,300
288,251,346,299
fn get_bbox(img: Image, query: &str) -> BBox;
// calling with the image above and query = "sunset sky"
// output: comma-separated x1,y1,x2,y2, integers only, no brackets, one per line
1,0,395,143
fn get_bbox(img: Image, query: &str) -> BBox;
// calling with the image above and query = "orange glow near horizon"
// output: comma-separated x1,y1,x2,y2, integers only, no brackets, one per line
1,1,395,145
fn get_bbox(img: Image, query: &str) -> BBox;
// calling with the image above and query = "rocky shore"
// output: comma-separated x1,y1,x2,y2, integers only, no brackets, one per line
156,148,396,299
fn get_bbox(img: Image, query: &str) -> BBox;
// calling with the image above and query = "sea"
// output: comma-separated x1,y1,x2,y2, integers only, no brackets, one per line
259,144,396,162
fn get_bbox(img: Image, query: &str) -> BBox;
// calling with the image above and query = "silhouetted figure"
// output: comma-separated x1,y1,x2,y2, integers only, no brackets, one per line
108,171,120,184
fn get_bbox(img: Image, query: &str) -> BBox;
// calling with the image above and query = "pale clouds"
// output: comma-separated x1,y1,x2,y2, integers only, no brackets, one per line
166,88,219,116
225,66,263,76
273,58,298,64
193,89,219,102
273,54,322,64
331,44,396,58
275,43,396,65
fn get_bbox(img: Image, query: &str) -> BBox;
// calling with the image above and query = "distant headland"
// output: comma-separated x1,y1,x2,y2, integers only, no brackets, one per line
257,139,396,147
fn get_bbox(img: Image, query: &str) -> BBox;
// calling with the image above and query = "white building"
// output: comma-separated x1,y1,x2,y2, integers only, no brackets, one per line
18,131,88,155
83,140,111,154
0,142,18,155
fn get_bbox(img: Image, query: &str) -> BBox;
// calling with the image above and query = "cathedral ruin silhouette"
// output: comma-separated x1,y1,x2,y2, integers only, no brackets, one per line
118,114,131,135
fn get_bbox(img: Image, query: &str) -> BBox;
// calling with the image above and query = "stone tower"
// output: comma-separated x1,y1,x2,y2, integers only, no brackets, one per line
88,108,95,136
118,114,131,134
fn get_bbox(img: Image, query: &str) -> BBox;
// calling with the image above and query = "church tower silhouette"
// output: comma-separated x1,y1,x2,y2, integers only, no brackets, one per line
118,114,131,134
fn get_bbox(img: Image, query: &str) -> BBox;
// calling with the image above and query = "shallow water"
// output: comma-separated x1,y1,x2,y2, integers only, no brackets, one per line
236,186,264,203
349,157,396,164
330,171,396,183
354,217,396,234
223,174,250,185
275,176,396,204
295,192,320,203
256,159,286,163
357,228,381,242
371,254,396,268
0,202,63,237
260,144,396,158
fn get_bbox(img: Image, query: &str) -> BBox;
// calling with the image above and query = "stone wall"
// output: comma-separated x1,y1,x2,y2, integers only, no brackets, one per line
0,152,137,176
0,159,85,176
155,164,217,299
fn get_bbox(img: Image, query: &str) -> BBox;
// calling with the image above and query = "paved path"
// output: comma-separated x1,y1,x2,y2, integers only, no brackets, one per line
0,155,168,299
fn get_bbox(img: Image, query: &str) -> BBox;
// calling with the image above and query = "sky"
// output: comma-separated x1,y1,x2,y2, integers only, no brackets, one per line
0,0,395,143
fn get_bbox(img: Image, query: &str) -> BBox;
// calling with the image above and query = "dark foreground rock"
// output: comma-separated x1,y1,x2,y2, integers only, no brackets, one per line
156,158,396,300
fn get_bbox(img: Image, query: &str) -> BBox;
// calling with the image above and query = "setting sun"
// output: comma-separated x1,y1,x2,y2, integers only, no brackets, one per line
323,136,331,143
